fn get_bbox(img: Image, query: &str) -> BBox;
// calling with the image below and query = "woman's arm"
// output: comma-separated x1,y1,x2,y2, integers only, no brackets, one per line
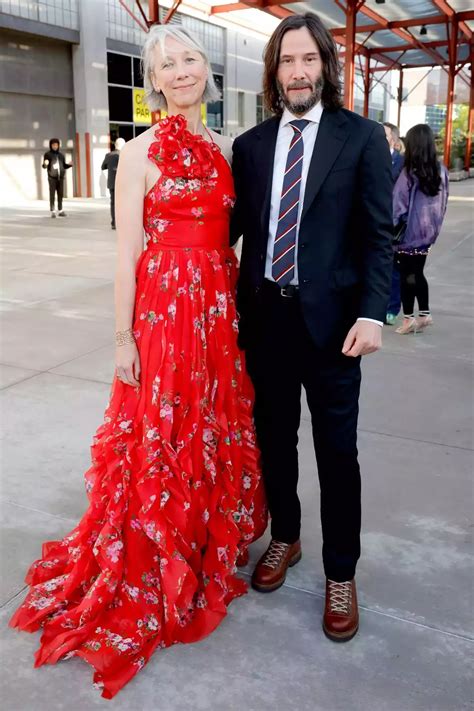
114,141,147,386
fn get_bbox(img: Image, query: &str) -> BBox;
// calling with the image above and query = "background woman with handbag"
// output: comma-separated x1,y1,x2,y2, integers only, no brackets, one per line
392,124,449,335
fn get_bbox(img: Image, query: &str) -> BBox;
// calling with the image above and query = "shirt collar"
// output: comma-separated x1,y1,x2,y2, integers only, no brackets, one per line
280,101,323,128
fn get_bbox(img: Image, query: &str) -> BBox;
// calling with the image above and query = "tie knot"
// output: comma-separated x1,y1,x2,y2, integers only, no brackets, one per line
289,119,309,134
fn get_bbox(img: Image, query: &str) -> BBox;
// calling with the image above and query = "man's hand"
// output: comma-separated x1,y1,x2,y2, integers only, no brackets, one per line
342,321,382,357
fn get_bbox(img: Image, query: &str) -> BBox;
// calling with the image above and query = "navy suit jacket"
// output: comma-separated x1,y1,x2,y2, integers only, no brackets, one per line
391,150,404,183
231,108,394,350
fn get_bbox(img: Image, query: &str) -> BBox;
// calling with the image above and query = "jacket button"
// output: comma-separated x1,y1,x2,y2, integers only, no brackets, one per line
300,243,307,248
260,253,264,261
302,278,311,284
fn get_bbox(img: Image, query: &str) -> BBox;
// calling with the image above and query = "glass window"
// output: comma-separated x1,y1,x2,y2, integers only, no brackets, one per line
133,57,143,88
108,85,133,122
107,52,132,87
207,73,223,131
256,93,271,124
238,92,245,127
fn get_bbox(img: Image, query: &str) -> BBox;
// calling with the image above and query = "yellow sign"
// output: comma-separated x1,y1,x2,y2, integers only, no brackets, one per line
133,88,151,125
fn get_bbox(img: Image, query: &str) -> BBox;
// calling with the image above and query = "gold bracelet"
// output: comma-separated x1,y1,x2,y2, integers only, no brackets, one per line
116,328,135,346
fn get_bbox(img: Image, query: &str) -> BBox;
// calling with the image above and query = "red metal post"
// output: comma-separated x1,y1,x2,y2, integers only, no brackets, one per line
85,132,92,198
148,0,159,24
75,132,82,198
465,44,474,172
363,56,370,117
444,17,458,168
344,0,357,110
397,69,403,127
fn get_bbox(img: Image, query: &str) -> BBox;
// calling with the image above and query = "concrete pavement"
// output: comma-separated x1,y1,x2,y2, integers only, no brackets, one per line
1,183,473,710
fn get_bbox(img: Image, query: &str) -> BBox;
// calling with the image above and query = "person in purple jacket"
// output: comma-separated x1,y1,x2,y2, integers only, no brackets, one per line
392,124,449,335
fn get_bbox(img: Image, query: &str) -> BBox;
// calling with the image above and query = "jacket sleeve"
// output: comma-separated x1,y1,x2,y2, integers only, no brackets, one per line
42,152,49,169
393,168,410,224
101,154,109,171
230,137,245,247
60,153,72,170
357,123,394,322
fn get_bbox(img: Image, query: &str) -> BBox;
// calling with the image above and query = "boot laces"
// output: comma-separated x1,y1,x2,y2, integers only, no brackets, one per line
262,540,290,569
328,580,352,614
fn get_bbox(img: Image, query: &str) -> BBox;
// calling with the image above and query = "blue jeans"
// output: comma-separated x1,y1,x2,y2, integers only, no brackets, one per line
387,257,401,316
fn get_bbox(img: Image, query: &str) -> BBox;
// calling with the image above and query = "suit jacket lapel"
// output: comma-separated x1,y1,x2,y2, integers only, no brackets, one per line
255,116,280,234
301,109,350,221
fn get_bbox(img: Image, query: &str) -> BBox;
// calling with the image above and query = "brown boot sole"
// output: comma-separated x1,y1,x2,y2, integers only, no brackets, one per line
322,621,359,643
251,550,302,593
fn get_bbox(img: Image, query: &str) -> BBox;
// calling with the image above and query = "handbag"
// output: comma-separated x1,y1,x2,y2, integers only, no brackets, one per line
392,217,407,245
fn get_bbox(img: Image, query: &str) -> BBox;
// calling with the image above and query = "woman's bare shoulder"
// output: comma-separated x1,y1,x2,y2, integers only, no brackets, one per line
120,127,156,160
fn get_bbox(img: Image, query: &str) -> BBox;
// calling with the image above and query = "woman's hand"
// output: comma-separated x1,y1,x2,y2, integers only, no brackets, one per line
115,341,141,387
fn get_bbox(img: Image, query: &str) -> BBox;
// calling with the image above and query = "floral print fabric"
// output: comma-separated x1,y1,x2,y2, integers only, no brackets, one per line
10,115,267,699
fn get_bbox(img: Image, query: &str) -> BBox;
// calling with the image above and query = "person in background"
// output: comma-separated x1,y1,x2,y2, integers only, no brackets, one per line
42,138,72,218
101,137,125,230
393,123,449,334
396,136,406,155
383,122,404,325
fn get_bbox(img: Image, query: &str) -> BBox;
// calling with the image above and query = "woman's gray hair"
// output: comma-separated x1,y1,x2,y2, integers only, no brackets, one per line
142,25,221,111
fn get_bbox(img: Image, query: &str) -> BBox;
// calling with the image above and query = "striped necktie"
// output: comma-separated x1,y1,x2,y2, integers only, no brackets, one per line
272,119,309,286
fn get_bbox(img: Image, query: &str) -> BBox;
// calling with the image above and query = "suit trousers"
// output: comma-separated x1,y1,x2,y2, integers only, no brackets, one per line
109,188,115,227
244,280,362,582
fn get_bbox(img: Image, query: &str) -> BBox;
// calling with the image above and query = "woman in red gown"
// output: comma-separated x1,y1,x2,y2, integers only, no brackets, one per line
10,26,266,699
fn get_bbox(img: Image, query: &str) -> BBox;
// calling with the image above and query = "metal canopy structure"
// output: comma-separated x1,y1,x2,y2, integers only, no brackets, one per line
121,0,474,169
210,0,473,169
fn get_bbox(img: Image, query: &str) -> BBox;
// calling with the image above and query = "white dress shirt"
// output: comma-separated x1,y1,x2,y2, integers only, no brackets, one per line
265,102,382,327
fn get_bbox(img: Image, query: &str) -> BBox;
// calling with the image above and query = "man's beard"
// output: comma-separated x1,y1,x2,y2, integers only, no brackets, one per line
278,76,324,115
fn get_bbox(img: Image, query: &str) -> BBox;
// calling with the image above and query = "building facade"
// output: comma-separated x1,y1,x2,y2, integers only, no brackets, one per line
0,0,390,202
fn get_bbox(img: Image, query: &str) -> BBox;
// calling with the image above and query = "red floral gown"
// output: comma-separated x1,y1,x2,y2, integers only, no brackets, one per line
10,115,267,699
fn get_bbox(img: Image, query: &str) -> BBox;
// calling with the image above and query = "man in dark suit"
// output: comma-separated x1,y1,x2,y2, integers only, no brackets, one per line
101,137,125,229
232,13,393,642
383,122,404,324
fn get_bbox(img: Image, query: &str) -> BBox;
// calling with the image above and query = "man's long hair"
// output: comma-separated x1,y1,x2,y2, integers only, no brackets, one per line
263,13,343,116
404,124,442,197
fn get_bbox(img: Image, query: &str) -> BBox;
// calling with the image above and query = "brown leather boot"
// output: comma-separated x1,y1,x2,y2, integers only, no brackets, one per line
323,578,359,642
251,539,301,592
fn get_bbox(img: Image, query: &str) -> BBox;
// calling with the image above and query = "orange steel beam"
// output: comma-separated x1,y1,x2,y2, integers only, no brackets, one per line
444,16,458,167
331,11,474,36
164,0,183,23
118,0,182,27
357,5,416,45
465,44,474,172
148,0,159,24
343,0,357,110
430,0,472,40
368,38,468,55
332,15,447,35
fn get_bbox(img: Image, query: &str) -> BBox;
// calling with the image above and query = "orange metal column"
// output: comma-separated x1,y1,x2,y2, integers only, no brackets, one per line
363,56,370,117
397,69,403,127
149,0,159,24
464,44,474,172
444,18,458,168
75,132,82,198
85,132,92,198
344,0,357,110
